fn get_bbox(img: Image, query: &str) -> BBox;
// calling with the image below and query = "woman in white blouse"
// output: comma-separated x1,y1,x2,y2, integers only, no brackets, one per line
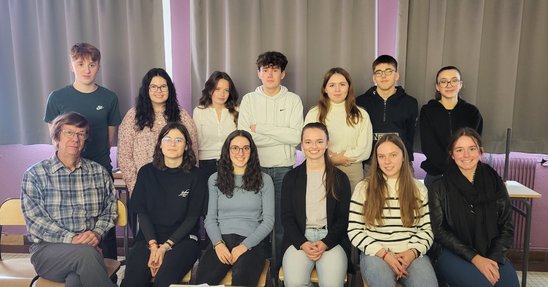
304,67,373,190
193,71,239,178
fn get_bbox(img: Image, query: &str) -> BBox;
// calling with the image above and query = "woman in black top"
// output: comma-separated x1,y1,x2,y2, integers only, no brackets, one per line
429,127,518,286
419,66,483,189
121,122,206,287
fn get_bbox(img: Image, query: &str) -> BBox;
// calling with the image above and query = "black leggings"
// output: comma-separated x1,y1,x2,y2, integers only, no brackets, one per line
195,233,266,286
121,238,200,287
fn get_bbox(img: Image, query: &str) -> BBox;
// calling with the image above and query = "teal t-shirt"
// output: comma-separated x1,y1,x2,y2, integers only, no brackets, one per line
44,85,121,172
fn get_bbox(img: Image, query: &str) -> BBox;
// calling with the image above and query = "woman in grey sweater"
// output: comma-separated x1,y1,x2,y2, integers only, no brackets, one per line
195,130,274,286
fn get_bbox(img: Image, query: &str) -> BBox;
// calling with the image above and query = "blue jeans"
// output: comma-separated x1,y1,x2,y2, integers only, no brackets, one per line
434,247,519,287
262,166,292,268
282,228,347,287
360,253,437,287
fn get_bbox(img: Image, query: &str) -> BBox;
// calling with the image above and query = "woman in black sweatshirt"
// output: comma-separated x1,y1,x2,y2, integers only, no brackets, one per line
419,66,483,189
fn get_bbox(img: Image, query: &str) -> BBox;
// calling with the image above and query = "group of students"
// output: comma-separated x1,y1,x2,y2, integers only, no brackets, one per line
20,42,518,287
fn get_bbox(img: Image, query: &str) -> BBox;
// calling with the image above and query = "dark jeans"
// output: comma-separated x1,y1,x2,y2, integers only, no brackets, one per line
261,166,292,270
195,233,266,286
100,227,117,259
434,247,519,287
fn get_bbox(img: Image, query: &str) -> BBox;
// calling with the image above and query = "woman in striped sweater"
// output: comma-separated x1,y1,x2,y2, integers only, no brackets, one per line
347,134,437,287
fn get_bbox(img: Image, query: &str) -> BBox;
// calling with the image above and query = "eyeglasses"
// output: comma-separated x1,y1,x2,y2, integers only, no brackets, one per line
149,84,168,92
229,145,251,154
437,78,461,87
374,68,395,78
62,129,88,140
162,136,185,144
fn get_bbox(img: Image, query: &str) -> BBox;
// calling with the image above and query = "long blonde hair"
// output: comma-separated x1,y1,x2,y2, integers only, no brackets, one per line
362,134,421,227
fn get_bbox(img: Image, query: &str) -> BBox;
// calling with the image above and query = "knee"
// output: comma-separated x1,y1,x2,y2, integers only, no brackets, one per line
360,259,395,286
317,272,346,287
73,245,104,263
64,272,82,287
283,272,309,287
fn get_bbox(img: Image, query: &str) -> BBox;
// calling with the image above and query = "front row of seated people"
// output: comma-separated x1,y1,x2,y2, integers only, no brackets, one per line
21,112,518,287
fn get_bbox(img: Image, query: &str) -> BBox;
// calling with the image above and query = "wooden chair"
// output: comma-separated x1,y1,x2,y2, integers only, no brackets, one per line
181,270,192,284
0,198,37,287
219,259,270,287
33,199,128,287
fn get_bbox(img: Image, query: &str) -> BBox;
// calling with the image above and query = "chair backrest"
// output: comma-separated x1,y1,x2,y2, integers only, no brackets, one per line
115,199,127,226
0,198,126,227
0,198,26,261
0,198,26,226
0,198,37,287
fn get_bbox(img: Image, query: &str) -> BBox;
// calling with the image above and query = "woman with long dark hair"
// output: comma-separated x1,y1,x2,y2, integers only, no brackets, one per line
348,134,437,287
281,122,352,286
419,66,483,189
304,67,373,190
119,68,198,196
121,122,206,287
429,127,518,286
193,71,239,178
195,130,274,286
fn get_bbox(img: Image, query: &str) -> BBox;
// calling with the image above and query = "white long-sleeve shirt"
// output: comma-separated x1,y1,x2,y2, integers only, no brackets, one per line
193,106,237,160
348,178,433,256
305,102,373,162
238,85,303,167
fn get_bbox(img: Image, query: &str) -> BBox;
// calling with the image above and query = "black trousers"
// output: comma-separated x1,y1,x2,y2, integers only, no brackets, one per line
195,233,266,286
100,227,117,259
121,238,200,287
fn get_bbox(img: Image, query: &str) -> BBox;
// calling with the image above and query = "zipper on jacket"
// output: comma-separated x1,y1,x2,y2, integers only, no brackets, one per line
383,100,387,122
448,111,453,136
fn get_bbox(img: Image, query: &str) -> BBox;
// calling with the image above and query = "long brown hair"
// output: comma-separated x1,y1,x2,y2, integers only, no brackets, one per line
362,134,420,227
301,122,339,200
198,71,239,125
316,67,362,127
216,130,263,197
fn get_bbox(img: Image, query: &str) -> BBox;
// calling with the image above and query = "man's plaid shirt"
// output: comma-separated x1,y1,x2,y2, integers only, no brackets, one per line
21,155,117,243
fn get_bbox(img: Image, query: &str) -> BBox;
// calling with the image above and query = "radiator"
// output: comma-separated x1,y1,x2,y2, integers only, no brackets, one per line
484,155,538,249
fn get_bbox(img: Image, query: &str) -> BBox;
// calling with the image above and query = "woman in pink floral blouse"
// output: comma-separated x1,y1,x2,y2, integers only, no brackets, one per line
118,68,198,196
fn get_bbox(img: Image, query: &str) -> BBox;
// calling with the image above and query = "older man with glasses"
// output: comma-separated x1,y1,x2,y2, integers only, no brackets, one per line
21,112,118,286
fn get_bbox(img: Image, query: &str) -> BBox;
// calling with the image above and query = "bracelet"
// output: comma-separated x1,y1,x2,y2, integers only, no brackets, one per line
162,243,172,251
411,248,419,258
214,240,225,248
381,251,389,260
165,241,174,248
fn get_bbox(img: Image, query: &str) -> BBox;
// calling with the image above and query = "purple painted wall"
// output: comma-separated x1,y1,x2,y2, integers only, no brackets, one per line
170,0,192,113
377,0,398,57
